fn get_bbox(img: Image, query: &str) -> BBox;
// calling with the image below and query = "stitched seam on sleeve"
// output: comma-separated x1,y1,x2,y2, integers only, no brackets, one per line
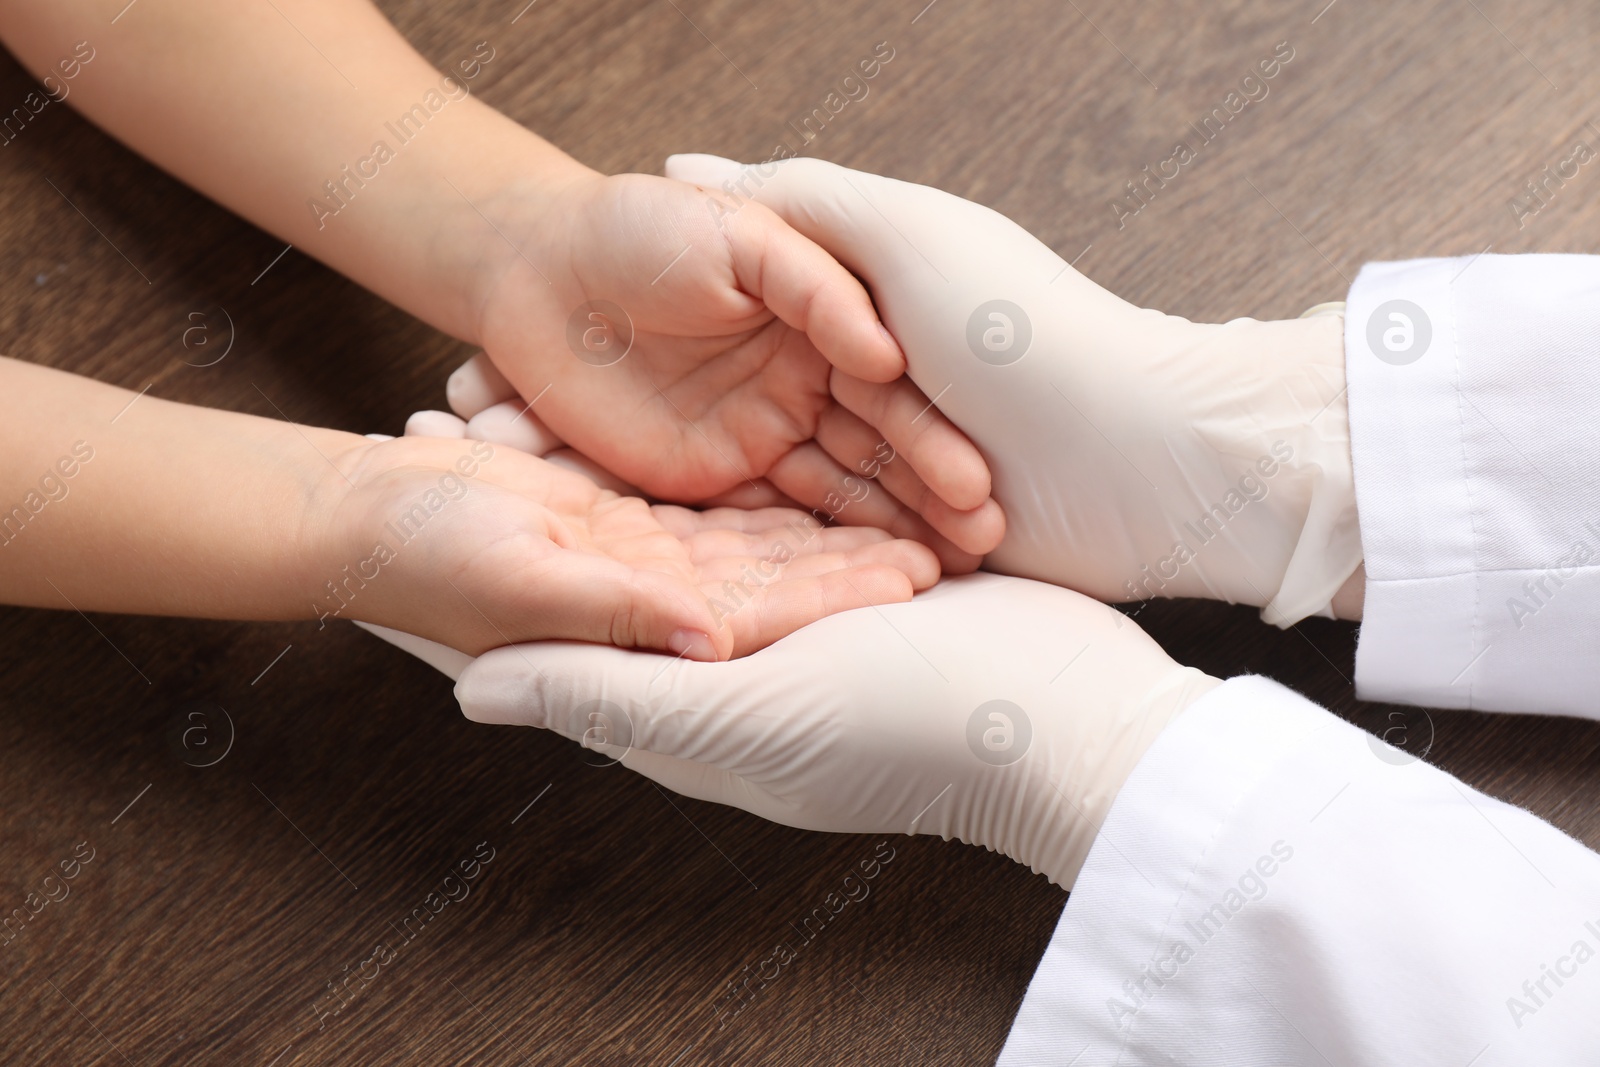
1447,275,1482,710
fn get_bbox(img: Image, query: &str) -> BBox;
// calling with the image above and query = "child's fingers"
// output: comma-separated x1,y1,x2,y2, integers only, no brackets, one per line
713,564,916,656
720,200,905,385
694,541,940,593
828,368,994,513
649,503,833,537
813,399,1005,557
761,441,984,573
670,520,899,558
513,555,732,661
647,502,944,591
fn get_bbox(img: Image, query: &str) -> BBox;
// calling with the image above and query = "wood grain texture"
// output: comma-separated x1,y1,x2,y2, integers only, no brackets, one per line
3,0,1599,1063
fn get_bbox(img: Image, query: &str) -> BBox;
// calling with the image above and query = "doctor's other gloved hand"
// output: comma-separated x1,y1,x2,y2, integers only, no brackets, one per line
451,572,1220,888
663,155,1364,625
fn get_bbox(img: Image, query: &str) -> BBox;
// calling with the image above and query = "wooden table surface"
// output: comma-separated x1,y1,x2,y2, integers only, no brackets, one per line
4,1,1600,1063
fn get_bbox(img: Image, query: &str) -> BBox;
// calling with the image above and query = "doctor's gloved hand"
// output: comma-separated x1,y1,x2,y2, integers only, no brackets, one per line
451,572,1220,888
663,155,1364,625
462,171,1004,572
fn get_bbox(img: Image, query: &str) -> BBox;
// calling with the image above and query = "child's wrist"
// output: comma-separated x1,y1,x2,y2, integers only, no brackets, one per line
410,104,601,345
290,430,388,627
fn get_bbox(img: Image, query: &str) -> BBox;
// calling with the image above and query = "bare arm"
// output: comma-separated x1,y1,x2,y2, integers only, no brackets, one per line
0,355,345,620
0,358,938,657
0,1,1003,557
0,0,588,339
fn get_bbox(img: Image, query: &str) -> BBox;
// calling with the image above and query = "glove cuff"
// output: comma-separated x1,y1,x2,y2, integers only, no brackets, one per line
1258,310,1363,627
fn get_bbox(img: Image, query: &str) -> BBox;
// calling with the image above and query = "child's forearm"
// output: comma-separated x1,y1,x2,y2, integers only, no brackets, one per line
0,356,353,621
0,0,592,341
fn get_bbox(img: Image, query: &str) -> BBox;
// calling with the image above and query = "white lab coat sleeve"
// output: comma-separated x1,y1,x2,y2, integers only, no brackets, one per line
996,675,1600,1067
1343,254,1600,717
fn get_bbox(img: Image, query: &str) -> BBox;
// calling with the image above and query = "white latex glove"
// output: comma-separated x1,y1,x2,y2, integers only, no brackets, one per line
664,155,1362,626
450,572,1220,888
408,352,639,495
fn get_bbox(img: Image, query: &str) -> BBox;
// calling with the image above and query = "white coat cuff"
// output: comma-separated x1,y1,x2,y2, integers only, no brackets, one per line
1344,254,1600,718
997,675,1600,1065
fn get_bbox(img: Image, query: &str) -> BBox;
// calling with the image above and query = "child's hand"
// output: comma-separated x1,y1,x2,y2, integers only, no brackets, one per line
0,1,999,566
462,172,1005,571
312,433,940,658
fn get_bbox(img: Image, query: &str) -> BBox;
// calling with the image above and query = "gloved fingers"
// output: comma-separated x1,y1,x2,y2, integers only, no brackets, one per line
455,638,685,729
669,154,1073,304
664,152,748,190
446,351,518,419
353,620,474,681
464,398,565,457
713,183,905,385
456,645,802,830
763,440,983,573
616,748,793,826
405,409,468,439
456,641,797,794
815,396,1004,556
455,639,753,767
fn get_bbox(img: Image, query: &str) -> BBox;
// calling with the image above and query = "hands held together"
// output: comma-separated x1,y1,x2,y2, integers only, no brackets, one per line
389,154,1369,886
0,0,1364,889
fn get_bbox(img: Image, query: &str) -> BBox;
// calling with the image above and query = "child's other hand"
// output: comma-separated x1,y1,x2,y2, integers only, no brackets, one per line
309,434,939,658
462,172,1005,572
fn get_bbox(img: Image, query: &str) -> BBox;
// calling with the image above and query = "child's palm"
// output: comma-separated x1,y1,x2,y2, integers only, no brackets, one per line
320,435,938,658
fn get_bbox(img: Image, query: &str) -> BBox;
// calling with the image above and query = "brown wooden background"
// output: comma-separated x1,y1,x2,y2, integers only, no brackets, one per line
4,0,1600,1063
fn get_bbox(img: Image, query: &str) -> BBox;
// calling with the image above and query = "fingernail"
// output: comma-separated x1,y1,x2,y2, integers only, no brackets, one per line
667,628,717,662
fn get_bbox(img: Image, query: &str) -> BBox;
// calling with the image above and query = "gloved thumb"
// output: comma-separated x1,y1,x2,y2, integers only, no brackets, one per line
662,152,745,189
454,639,677,733
666,153,905,285
454,640,791,817
667,153,1074,298
456,639,757,764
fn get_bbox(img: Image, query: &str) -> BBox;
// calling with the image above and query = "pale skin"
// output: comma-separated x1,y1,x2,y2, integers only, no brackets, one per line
0,0,1003,565
0,0,1006,655
0,357,940,659
0,0,1360,657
